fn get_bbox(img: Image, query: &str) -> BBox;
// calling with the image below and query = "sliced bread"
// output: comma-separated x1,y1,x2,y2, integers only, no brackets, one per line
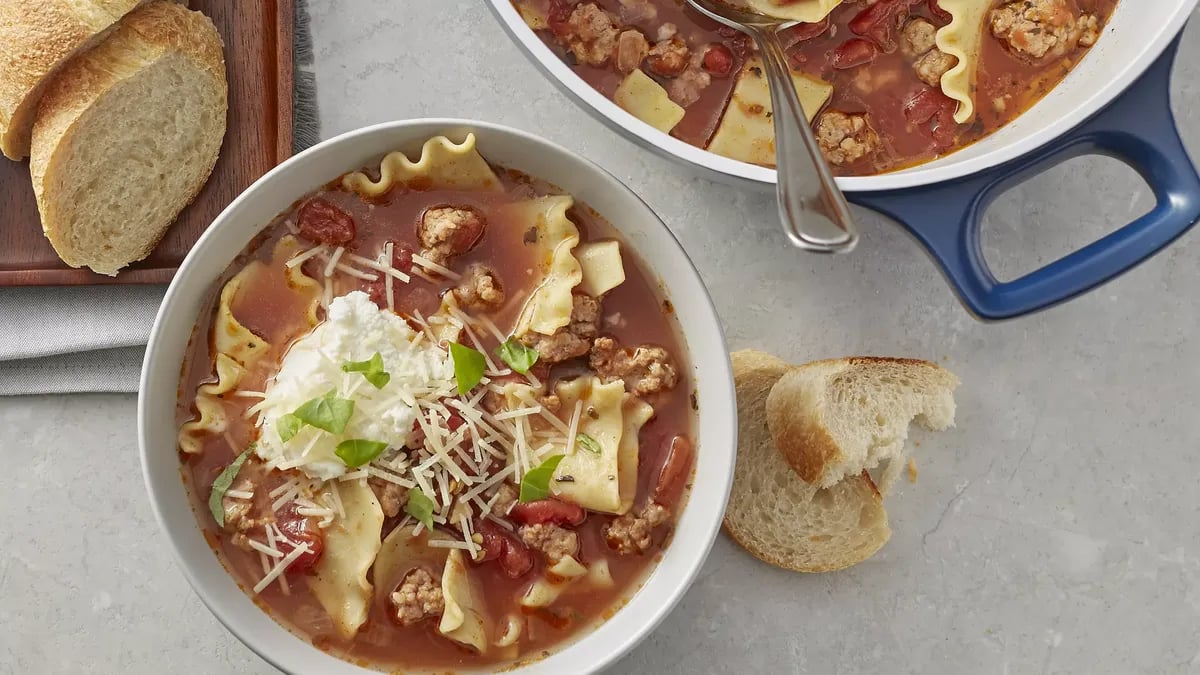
766,357,959,492
723,350,891,573
0,0,149,160
30,0,226,276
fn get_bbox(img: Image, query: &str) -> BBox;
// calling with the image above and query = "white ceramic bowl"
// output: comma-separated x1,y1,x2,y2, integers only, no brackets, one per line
138,119,737,674
487,0,1198,192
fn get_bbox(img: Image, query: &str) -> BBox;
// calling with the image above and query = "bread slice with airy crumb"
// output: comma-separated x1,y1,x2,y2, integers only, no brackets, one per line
766,357,959,493
723,350,891,573
30,0,226,276
0,0,152,160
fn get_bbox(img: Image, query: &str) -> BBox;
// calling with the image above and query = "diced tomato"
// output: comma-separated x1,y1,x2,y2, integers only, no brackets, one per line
509,498,586,527
653,435,693,508
848,0,921,52
296,197,356,246
447,410,466,432
831,38,879,69
701,44,734,77
546,0,573,37
904,88,960,149
715,27,753,58
927,0,952,24
476,519,534,578
389,242,414,274
275,504,324,573
904,87,941,124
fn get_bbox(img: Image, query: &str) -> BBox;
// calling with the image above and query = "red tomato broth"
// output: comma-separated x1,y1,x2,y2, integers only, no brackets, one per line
513,0,1119,176
176,158,697,670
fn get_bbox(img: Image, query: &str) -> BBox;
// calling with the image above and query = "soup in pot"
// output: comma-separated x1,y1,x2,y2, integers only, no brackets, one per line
511,0,1118,175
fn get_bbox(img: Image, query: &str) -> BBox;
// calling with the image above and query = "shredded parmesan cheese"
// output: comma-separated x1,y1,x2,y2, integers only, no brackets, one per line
253,543,309,594
286,245,327,269
411,253,463,280
248,539,284,559
324,246,346,278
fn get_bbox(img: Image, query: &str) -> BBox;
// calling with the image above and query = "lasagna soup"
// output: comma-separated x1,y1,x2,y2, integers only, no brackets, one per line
176,135,696,670
511,0,1118,175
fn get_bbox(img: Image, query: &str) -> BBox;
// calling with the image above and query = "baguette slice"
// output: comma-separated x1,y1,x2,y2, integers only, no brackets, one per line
0,0,149,160
766,357,959,492
724,350,891,573
30,0,226,276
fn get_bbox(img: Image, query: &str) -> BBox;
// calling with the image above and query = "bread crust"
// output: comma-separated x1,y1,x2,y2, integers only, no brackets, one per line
766,356,955,487
722,350,891,573
29,1,226,275
0,0,147,159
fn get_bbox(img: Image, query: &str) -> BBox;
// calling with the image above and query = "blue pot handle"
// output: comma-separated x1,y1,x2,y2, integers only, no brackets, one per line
851,36,1200,320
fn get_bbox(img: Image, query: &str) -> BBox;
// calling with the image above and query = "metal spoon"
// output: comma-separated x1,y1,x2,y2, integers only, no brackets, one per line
686,0,858,253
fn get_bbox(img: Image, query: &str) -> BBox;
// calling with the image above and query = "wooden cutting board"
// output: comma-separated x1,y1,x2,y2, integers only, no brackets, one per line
0,0,295,286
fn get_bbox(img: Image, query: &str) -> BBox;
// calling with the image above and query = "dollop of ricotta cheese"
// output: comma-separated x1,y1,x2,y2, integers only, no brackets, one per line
255,291,453,479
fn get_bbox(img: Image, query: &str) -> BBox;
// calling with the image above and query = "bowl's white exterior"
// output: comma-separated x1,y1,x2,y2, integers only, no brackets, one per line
487,0,1199,192
138,120,737,675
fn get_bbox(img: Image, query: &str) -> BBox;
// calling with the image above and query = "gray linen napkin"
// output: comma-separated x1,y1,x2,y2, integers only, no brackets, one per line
0,2,319,396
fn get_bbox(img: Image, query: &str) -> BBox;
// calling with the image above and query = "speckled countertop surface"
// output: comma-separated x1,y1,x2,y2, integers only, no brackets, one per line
4,2,1200,673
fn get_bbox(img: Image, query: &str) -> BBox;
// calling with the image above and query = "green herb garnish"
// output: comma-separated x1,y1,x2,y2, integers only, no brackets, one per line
519,454,566,503
342,352,390,389
450,342,486,394
335,439,389,468
277,413,302,443
576,433,602,455
209,449,252,527
495,338,539,375
292,390,355,434
406,488,436,530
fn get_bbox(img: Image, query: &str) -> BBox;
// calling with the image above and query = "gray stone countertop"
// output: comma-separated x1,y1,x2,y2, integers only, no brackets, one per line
4,2,1200,673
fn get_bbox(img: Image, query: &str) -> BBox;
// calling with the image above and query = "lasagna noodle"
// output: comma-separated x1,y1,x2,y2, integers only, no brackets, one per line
341,133,502,197
177,237,319,454
503,196,583,337
740,0,843,22
520,555,589,609
575,240,625,298
307,479,385,640
372,527,452,605
708,57,833,166
549,377,650,515
936,0,993,123
439,549,490,653
613,68,686,133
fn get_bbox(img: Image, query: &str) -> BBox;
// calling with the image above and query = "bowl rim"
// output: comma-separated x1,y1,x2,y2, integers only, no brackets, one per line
485,0,1198,192
138,118,737,674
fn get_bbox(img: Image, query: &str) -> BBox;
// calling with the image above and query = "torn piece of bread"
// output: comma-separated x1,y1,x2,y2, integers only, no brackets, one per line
0,0,150,160
723,350,891,573
766,357,959,492
30,0,227,276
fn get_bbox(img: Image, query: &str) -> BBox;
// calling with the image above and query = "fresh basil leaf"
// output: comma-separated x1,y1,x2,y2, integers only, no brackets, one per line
277,413,302,443
292,390,355,434
209,449,252,527
519,454,566,503
342,352,390,390
450,342,486,394
406,488,436,531
335,438,389,468
576,433,602,455
495,338,539,375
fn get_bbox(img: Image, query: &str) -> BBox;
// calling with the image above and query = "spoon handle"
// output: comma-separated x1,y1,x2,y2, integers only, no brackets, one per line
756,28,858,252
